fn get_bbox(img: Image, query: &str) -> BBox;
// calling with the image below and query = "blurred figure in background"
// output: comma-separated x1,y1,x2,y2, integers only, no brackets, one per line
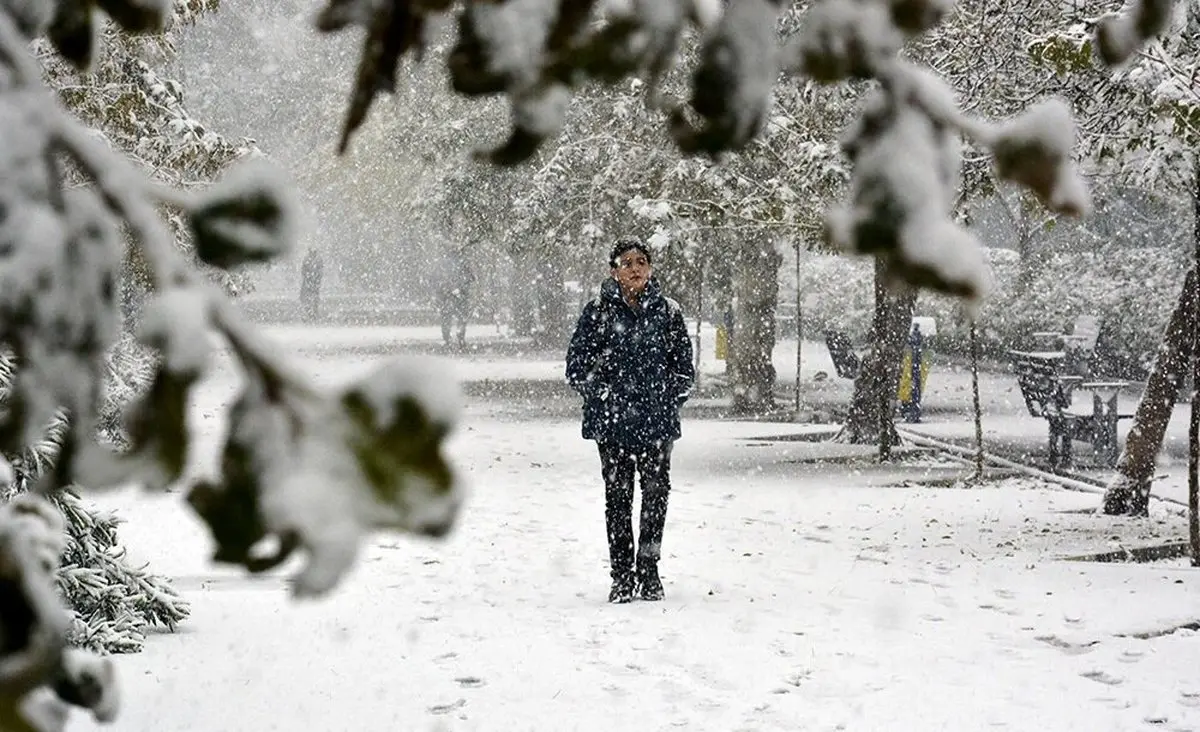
300,246,324,323
438,246,474,349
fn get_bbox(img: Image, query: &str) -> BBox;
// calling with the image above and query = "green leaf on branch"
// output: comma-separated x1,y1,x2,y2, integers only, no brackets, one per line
341,391,454,524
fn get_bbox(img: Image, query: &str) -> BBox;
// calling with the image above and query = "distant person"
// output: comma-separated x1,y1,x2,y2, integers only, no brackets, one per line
439,248,473,349
565,237,695,604
300,246,324,323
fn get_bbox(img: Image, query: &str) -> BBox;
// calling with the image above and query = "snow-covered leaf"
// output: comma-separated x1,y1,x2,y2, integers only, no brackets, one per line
73,287,210,491
789,0,901,82
670,0,782,157
336,358,461,536
334,0,430,154
477,80,573,166
0,494,71,709
188,357,463,597
136,287,211,375
79,364,199,492
50,648,119,723
1095,0,1173,67
991,98,1092,216
189,159,298,269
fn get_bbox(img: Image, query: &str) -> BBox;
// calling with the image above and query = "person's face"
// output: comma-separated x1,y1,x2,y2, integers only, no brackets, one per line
611,249,651,296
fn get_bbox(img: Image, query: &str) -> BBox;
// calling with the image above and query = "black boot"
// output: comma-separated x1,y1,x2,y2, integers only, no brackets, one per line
636,558,663,601
636,489,668,601
609,572,635,604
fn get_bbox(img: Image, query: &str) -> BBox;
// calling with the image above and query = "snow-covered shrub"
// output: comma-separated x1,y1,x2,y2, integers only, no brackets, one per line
0,344,189,655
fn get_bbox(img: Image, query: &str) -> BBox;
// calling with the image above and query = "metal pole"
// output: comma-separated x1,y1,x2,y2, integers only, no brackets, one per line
795,239,802,415
695,261,704,386
1189,160,1199,564
971,319,984,481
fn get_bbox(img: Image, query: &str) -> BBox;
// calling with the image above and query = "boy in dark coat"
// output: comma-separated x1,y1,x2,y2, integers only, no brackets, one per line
565,238,695,603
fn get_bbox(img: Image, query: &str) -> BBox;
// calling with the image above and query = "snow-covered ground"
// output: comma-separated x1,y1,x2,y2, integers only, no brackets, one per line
70,326,1200,732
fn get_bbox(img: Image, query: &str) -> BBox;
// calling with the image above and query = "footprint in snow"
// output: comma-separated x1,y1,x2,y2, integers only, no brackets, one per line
1178,691,1200,707
428,698,466,715
1035,635,1098,655
602,683,630,697
1081,670,1124,686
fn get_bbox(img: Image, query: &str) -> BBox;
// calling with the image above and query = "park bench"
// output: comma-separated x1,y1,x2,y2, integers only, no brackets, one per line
1031,314,1101,378
1009,350,1135,469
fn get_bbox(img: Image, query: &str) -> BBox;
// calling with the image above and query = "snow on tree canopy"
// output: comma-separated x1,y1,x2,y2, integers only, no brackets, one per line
309,0,1113,305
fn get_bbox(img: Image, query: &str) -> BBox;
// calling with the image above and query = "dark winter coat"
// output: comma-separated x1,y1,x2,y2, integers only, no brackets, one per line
565,277,695,447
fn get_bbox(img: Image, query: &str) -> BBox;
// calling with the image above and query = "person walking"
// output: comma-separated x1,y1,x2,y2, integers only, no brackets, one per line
438,248,473,349
299,246,324,323
565,237,695,603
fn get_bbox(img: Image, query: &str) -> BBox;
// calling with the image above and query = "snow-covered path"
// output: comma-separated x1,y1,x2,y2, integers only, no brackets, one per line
67,339,1200,732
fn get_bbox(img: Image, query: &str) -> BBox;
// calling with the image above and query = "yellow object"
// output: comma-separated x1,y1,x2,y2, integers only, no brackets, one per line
897,349,931,401
715,325,728,360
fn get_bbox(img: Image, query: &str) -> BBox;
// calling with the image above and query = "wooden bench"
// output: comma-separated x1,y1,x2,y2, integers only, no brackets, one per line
1010,351,1135,469
1031,315,1101,378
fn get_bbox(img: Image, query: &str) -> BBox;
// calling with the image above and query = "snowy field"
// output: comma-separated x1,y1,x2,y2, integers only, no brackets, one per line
71,326,1200,732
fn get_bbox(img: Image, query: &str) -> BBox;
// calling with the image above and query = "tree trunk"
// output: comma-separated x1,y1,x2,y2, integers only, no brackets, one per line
838,260,917,445
1190,163,1199,563
971,319,984,480
729,238,781,414
1103,266,1197,516
511,250,537,337
532,255,569,348
1016,207,1036,293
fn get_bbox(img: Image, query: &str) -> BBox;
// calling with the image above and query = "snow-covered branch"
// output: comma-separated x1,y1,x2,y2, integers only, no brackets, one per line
0,2,466,729
312,0,1108,305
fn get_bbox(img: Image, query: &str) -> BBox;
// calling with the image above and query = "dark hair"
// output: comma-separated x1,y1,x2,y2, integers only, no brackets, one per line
608,237,651,268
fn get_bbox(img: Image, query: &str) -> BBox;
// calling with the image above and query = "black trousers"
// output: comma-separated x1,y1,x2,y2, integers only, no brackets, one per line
597,440,673,580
